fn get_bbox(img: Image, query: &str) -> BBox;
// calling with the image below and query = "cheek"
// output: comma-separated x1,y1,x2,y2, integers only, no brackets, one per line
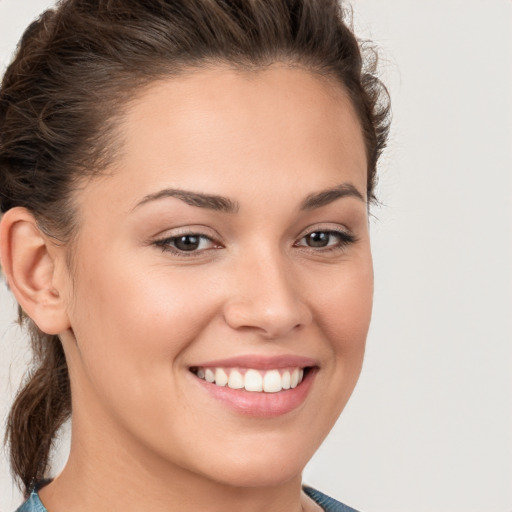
64,260,226,456
67,257,222,388
310,256,373,354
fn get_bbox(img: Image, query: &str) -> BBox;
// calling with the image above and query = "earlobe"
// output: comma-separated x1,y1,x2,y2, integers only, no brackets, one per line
0,207,71,335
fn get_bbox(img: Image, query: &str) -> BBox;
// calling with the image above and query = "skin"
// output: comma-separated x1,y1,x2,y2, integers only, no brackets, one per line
1,65,372,512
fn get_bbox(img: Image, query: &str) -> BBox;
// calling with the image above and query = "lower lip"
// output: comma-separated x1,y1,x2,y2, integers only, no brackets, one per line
191,369,317,417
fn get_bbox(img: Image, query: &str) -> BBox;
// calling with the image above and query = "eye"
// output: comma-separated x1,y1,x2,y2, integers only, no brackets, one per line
295,229,356,250
154,233,218,254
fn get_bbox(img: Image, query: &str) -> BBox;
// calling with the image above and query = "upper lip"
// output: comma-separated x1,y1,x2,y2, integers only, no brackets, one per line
190,354,319,370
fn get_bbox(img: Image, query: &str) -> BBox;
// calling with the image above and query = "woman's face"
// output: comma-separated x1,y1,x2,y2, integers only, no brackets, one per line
58,65,372,489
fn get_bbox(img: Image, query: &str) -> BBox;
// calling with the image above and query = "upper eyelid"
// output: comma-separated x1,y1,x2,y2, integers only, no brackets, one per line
298,224,353,238
152,225,221,241
154,225,350,237
299,228,351,238
152,223,354,241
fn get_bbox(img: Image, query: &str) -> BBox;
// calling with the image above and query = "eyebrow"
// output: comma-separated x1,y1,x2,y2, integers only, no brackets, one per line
133,182,364,213
299,183,365,210
133,188,240,213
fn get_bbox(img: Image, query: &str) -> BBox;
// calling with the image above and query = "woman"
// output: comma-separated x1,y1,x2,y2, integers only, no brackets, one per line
0,0,390,510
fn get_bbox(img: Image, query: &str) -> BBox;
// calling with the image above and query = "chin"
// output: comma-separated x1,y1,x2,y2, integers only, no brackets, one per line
183,431,321,489
200,455,307,489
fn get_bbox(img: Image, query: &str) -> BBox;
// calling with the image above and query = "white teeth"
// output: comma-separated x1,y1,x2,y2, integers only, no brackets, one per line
290,368,300,388
282,370,291,390
263,370,282,393
244,369,263,392
228,369,244,389
194,366,307,393
215,368,228,387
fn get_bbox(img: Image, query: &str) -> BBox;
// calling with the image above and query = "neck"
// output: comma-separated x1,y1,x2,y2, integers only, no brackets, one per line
38,415,309,512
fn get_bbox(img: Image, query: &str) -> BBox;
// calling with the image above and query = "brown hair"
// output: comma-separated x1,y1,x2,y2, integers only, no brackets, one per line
0,0,390,496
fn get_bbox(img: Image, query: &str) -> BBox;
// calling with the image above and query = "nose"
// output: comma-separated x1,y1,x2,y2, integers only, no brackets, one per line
222,249,313,339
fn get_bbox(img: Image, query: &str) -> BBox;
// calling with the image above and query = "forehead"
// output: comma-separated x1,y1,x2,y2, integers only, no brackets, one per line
76,65,367,215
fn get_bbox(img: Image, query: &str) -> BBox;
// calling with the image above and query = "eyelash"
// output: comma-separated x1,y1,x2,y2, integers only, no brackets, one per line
153,228,357,257
294,229,357,252
153,233,219,256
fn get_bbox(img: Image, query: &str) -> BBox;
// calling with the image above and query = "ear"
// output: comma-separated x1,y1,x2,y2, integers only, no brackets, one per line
0,207,71,335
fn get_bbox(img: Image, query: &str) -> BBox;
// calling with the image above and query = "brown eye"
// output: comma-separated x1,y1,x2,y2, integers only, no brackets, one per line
305,232,330,248
174,235,201,251
154,233,217,254
296,229,357,251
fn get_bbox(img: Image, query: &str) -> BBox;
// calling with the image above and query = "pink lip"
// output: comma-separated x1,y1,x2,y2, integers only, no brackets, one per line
188,355,318,417
191,354,319,370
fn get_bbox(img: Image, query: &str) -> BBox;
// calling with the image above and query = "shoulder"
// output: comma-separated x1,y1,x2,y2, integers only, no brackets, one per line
303,486,361,512
15,483,358,512
14,492,47,512
14,481,51,512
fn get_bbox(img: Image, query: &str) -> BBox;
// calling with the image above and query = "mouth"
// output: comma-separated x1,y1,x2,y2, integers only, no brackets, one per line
190,366,311,393
188,357,318,417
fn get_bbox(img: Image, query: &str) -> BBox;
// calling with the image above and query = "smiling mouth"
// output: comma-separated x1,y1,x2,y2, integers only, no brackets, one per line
190,366,311,393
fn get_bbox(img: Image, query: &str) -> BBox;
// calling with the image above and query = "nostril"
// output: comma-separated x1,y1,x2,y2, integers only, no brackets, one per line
222,298,312,339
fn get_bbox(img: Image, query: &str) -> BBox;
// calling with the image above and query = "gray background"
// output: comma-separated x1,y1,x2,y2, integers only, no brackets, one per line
1,1,511,511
